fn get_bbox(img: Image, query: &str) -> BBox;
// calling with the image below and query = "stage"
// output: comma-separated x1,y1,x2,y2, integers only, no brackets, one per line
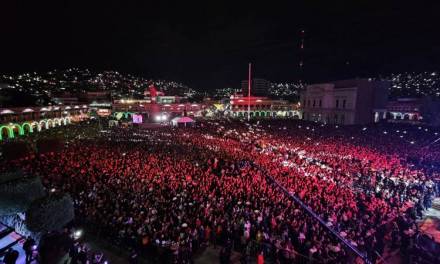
0,223,33,264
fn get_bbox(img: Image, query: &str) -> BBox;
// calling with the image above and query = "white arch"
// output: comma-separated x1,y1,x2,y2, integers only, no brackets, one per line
39,120,49,130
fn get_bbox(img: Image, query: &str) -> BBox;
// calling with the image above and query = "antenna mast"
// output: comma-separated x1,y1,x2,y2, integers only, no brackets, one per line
299,29,305,83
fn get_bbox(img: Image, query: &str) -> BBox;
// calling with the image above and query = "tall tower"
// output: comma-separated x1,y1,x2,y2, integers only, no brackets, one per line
299,29,305,83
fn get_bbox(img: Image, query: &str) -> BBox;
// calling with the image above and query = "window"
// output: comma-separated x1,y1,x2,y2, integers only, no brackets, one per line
308,100,311,107
336,100,339,108
343,99,346,109
319,100,322,107
313,100,316,107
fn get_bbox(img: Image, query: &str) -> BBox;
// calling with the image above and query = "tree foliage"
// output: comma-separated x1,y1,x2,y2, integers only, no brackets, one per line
25,193,74,232
0,175,45,216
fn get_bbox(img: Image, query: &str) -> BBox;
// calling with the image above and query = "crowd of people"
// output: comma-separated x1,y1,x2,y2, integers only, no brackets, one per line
1,119,440,263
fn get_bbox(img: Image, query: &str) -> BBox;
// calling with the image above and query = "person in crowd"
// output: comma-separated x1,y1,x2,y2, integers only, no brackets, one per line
2,249,19,264
23,236,35,264
2,119,439,263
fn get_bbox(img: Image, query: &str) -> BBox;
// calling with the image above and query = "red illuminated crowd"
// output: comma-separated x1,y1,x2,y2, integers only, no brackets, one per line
4,119,440,263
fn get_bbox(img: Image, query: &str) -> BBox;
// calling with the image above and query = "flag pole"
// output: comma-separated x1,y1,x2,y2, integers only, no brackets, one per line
248,63,251,121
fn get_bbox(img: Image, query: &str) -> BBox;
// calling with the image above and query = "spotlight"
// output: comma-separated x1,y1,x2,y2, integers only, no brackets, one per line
74,229,83,240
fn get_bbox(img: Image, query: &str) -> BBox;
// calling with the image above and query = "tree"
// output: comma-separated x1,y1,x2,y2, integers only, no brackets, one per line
25,193,74,232
0,173,45,216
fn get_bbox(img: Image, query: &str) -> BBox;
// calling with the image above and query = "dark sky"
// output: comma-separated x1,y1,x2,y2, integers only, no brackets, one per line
1,1,440,89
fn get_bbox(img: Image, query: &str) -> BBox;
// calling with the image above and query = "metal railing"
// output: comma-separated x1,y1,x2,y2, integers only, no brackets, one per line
254,162,373,264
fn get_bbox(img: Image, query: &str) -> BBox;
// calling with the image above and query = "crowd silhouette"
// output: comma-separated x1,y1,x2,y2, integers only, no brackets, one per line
2,119,440,263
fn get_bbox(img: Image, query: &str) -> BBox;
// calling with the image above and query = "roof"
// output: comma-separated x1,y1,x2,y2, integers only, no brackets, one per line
171,116,195,123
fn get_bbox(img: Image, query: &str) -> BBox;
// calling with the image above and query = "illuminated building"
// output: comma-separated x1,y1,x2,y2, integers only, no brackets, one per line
300,79,389,125
0,105,88,123
112,99,204,121
228,95,301,118
52,92,79,106
0,105,89,140
78,91,111,103
385,97,440,125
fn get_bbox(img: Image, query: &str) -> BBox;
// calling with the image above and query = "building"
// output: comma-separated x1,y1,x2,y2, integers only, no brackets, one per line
52,93,79,105
386,97,440,126
79,91,111,104
0,105,89,124
0,104,89,141
300,79,389,125
241,78,271,97
386,98,423,121
156,96,181,104
112,99,205,121
229,95,301,118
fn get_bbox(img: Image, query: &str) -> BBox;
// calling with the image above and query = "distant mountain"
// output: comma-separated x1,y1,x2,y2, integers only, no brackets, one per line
0,68,196,106
2,69,439,107
380,72,440,98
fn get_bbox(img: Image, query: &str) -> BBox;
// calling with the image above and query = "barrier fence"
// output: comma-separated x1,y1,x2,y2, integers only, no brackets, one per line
252,162,373,264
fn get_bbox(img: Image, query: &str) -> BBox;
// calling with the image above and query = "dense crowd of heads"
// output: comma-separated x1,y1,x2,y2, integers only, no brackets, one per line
2,119,440,263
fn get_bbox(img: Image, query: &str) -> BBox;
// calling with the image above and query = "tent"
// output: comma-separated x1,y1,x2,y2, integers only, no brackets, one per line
171,116,195,127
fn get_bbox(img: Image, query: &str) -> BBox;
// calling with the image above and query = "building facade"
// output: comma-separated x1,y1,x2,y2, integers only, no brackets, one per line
0,105,88,124
112,99,205,121
0,105,89,140
79,91,111,103
52,92,80,106
300,79,389,125
385,97,440,126
228,96,301,118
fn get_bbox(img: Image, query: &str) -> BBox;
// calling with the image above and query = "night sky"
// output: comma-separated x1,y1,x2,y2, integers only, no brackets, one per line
1,1,440,89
